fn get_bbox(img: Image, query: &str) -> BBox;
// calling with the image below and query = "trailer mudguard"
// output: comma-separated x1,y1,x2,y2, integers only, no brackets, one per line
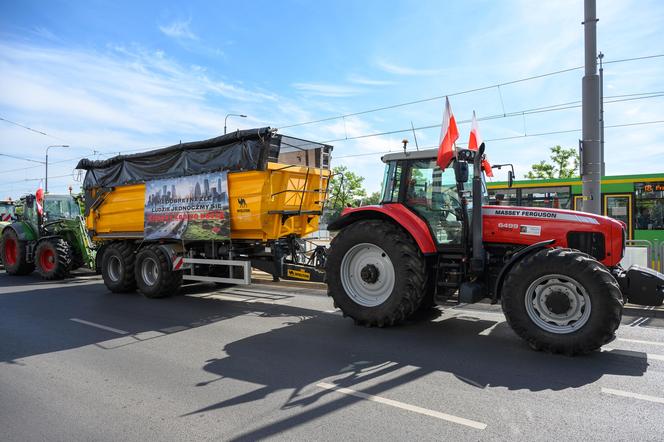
492,239,555,301
328,204,437,254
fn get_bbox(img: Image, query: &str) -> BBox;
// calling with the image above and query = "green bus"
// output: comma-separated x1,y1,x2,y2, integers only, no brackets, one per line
487,173,664,242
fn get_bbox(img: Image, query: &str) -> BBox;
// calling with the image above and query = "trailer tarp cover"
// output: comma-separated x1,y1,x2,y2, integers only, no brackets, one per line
76,127,275,189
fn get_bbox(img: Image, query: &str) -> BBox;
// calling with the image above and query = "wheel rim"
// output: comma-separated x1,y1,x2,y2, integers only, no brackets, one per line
107,255,122,282
524,274,591,334
39,248,56,272
340,243,395,307
4,237,17,266
140,257,159,287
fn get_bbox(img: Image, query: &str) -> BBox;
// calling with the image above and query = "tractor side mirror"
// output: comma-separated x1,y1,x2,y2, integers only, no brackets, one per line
508,170,514,188
25,195,34,209
454,161,469,183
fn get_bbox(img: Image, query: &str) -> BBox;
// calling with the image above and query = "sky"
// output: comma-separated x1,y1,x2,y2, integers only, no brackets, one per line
0,0,663,198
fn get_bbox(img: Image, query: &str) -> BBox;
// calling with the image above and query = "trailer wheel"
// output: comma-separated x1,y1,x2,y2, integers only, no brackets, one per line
327,220,427,327
501,248,622,355
135,246,182,299
101,242,137,293
35,238,72,280
1,228,34,275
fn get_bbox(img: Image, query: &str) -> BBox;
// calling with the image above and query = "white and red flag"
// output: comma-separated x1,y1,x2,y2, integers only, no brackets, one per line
467,111,493,177
35,187,44,215
436,97,459,170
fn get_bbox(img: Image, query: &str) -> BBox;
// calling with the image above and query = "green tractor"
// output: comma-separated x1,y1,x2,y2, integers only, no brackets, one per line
0,193,95,279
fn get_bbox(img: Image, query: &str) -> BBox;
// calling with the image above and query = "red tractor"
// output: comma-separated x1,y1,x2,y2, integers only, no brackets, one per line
326,145,664,354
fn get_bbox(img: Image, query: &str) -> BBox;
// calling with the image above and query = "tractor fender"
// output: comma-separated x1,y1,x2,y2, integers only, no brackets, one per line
2,222,37,242
327,204,437,254
493,239,555,300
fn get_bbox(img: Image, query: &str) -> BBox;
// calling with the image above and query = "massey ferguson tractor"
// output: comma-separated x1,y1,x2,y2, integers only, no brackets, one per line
326,144,664,355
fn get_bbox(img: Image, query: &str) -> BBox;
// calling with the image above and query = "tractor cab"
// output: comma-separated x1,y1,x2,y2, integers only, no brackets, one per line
0,201,15,224
43,195,81,223
380,148,487,247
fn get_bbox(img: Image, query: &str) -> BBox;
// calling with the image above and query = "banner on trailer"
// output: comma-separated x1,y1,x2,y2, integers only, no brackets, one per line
144,172,230,241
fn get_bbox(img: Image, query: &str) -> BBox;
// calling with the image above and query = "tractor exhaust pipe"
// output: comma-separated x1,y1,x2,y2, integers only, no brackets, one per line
471,144,486,274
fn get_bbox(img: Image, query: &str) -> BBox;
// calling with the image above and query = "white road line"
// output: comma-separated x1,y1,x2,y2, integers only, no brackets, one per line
316,382,487,430
617,337,664,347
627,316,648,327
70,318,129,335
604,348,664,362
601,388,664,405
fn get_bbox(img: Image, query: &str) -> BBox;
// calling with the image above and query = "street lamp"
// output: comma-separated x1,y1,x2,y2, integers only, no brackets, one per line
45,144,69,193
224,113,247,134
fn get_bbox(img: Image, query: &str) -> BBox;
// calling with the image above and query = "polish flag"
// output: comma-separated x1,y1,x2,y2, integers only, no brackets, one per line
468,111,482,151
468,111,494,177
35,187,44,216
436,97,459,170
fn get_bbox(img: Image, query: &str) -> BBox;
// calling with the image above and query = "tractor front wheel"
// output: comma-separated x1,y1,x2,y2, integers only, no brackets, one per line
1,228,34,275
35,238,72,280
501,248,623,355
326,220,427,327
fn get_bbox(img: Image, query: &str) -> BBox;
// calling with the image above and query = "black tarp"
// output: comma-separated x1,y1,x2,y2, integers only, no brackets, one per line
77,127,275,190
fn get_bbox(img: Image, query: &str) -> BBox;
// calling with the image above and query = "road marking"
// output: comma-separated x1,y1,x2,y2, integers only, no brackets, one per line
617,337,664,347
70,318,129,335
601,388,664,404
604,348,664,362
316,382,487,430
627,316,648,327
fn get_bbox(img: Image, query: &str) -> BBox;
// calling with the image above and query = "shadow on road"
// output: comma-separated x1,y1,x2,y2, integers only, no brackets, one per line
188,307,649,440
0,272,651,441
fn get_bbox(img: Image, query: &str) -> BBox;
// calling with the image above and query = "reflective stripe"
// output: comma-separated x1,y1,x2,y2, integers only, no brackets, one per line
173,256,184,271
483,207,599,224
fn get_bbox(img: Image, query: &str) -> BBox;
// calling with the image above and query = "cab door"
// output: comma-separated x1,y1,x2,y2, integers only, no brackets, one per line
604,194,633,239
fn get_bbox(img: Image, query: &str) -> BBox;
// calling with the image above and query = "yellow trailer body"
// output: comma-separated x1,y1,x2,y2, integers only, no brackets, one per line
87,162,330,241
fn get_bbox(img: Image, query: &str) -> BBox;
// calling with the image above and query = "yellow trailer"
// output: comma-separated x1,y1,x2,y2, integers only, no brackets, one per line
77,128,332,298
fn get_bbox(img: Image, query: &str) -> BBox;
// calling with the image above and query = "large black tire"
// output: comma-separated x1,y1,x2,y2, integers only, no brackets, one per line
1,228,34,275
35,238,72,280
135,245,182,299
501,248,623,355
326,220,427,327
101,241,137,293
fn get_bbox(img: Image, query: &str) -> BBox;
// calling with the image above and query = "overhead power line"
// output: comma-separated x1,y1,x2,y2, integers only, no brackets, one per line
0,153,45,164
0,116,67,141
333,118,664,159
319,91,664,144
277,53,664,130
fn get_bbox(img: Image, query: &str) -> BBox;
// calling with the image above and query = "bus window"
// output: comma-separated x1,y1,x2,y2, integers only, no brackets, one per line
521,186,571,209
635,182,664,230
489,188,517,206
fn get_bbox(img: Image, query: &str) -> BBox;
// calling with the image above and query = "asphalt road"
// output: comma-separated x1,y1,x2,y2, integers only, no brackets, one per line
1,271,663,441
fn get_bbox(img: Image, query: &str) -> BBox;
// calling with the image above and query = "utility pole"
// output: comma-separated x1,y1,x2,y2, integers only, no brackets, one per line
581,0,601,214
598,52,605,177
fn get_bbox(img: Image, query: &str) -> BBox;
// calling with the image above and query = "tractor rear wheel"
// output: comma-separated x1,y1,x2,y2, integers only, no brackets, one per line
1,228,34,275
35,238,72,280
101,241,137,293
326,220,427,327
135,245,182,298
501,248,622,355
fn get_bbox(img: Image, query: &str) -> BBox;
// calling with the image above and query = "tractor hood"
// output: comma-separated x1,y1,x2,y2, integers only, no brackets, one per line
482,205,625,267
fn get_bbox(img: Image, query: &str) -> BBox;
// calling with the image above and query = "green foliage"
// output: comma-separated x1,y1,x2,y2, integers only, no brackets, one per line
363,191,382,205
328,165,367,209
525,145,579,179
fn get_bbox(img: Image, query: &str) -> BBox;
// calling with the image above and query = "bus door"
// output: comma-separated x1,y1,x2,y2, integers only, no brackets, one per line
604,193,633,239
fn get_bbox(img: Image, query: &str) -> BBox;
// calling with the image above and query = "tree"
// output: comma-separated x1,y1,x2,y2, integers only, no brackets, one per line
328,165,367,209
363,191,382,205
525,145,579,179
